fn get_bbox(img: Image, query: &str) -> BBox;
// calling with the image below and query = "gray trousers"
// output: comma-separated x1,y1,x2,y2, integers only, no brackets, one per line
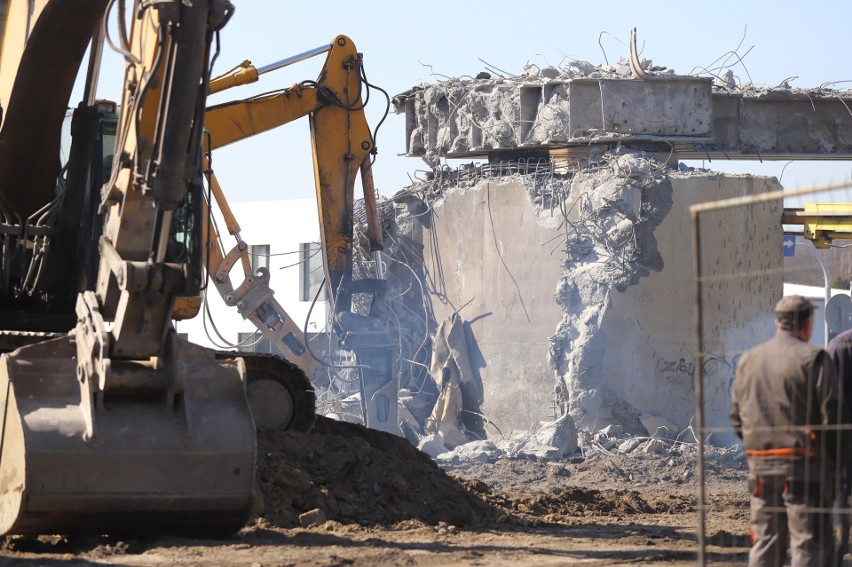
749,473,834,567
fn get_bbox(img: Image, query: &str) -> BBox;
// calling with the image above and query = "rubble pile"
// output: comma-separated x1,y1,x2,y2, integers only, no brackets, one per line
419,412,578,462
254,416,499,528
253,415,745,530
438,425,746,494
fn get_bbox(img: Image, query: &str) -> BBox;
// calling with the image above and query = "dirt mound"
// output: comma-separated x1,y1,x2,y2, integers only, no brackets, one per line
457,476,694,523
508,488,694,517
254,417,747,531
254,416,500,528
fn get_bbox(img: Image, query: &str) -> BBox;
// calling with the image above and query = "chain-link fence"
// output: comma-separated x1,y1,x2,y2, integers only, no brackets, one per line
691,181,852,566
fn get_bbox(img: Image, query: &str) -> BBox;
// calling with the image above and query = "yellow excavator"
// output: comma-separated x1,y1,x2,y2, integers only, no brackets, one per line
192,35,397,434
0,0,366,535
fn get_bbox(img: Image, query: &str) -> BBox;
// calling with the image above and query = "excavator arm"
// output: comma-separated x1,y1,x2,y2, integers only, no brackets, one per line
91,0,216,357
199,36,397,432
200,36,381,363
0,0,258,536
205,34,384,308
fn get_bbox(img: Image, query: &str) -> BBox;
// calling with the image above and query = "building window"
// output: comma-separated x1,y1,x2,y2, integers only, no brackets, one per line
300,242,324,302
250,244,270,274
237,331,272,354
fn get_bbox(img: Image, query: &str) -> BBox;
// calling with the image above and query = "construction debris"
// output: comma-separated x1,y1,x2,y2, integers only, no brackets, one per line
353,148,779,451
252,413,745,528
394,56,852,164
424,313,485,448
440,424,745,494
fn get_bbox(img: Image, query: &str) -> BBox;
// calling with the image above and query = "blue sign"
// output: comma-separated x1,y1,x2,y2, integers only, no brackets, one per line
783,235,796,257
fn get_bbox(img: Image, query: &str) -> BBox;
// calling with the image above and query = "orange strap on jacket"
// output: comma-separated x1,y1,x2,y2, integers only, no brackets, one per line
745,448,815,457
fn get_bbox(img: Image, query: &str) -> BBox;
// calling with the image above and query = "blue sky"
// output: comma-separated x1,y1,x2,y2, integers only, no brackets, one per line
78,0,852,205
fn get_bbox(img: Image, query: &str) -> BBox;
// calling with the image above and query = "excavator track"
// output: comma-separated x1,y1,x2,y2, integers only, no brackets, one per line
218,352,317,433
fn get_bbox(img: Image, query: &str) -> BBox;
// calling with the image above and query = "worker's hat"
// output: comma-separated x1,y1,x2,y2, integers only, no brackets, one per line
775,295,815,330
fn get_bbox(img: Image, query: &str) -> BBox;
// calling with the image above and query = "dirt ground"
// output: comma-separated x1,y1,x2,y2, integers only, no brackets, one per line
0,417,753,566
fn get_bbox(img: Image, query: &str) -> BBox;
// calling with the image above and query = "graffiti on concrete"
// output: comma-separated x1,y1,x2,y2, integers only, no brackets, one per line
654,349,741,402
655,357,696,379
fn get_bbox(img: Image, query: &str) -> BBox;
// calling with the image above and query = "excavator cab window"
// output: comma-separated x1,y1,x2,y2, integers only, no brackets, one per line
168,182,204,291
58,104,118,299
98,124,116,186
169,195,196,264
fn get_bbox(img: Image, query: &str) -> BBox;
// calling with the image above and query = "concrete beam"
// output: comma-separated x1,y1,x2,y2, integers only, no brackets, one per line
394,77,852,161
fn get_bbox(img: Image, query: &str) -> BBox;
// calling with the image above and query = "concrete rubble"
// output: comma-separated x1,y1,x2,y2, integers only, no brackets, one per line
435,419,745,491
394,57,852,164
355,149,779,453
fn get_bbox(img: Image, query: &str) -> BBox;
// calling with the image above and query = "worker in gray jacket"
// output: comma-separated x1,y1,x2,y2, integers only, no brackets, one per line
730,295,848,567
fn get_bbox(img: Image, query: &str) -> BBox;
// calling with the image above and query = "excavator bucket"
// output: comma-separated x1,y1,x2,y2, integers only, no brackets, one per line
0,334,256,535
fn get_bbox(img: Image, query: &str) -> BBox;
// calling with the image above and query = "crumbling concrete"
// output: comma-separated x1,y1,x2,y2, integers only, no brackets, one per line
549,154,780,446
394,58,852,164
346,47,805,451
389,172,568,439
366,151,780,449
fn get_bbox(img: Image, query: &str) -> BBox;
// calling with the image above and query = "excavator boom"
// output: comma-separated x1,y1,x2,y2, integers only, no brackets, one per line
205,35,383,309
199,36,397,433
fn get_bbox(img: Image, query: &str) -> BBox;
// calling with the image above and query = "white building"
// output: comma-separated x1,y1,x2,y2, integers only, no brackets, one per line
175,198,329,354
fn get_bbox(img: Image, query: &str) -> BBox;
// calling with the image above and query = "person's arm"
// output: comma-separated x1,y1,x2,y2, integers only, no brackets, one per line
819,350,848,462
828,336,852,414
730,362,743,440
